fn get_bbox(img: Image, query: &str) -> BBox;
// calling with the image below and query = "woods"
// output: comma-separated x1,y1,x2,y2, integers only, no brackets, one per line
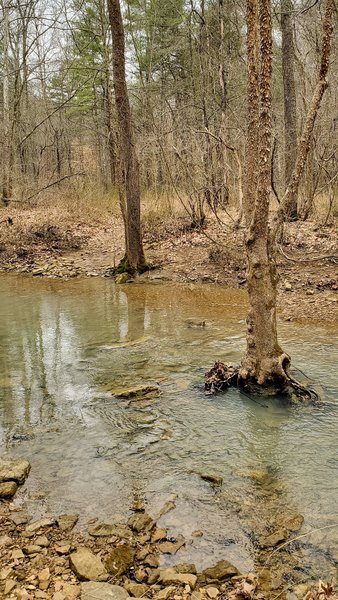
0,0,336,218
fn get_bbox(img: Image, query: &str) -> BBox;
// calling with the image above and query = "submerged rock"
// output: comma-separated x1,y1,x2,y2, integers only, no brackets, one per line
0,457,31,484
81,582,130,600
158,534,185,555
259,529,287,548
104,545,135,577
203,560,240,581
0,481,18,498
112,385,160,400
127,512,154,532
70,547,108,581
88,523,132,538
57,514,79,531
199,473,223,486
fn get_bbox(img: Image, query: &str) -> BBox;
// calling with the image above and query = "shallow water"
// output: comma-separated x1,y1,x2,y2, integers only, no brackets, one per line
0,274,337,581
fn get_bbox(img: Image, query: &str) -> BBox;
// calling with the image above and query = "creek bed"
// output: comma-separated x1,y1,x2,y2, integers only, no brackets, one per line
0,274,337,585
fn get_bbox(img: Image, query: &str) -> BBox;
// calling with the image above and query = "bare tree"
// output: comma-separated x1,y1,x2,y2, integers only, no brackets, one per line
107,0,147,274
281,0,298,220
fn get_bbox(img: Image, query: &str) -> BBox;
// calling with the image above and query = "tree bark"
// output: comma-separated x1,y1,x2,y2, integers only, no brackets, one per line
107,0,146,273
2,1,12,206
239,0,289,391
281,0,298,220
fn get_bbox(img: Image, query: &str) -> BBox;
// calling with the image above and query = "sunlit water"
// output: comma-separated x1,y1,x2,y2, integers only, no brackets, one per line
0,275,337,582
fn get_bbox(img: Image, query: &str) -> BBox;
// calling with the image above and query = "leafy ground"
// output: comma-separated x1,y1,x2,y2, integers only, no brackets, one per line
0,204,337,323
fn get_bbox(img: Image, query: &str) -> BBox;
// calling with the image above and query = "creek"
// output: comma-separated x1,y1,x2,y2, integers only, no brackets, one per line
0,275,337,586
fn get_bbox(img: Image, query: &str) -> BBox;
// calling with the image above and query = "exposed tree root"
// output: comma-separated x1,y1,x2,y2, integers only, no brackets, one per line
205,361,319,402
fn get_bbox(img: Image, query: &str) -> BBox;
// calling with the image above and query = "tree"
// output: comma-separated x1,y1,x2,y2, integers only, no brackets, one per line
281,0,298,220
107,0,146,273
206,0,335,397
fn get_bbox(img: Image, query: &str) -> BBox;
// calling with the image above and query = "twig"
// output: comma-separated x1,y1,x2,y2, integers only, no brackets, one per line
24,173,86,202
278,244,338,263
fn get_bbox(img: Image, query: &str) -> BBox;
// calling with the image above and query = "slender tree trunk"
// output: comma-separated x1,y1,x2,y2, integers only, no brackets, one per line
107,0,146,273
281,0,298,220
2,1,12,206
239,0,289,390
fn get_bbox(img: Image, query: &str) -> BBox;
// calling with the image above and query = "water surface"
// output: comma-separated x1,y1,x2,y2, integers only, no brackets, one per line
0,275,337,581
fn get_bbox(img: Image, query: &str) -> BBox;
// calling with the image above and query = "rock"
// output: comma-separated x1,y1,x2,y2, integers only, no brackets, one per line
156,498,177,519
104,545,135,577
23,545,42,555
158,535,185,555
25,517,56,533
284,281,293,291
156,586,175,599
112,385,160,400
143,554,160,568
124,583,148,597
38,567,50,582
159,568,197,589
199,473,223,486
0,481,18,498
11,549,25,560
35,536,50,547
206,587,219,598
237,469,269,484
127,513,154,533
69,547,108,581
55,543,71,555
134,567,148,583
57,514,79,531
88,523,131,539
9,512,31,526
4,579,17,595
81,582,130,600
0,458,31,484
259,529,287,548
0,534,13,547
191,530,203,538
0,567,14,580
147,569,160,584
278,514,304,533
175,564,197,575
151,528,167,543
203,560,240,581
60,583,80,598
191,593,202,600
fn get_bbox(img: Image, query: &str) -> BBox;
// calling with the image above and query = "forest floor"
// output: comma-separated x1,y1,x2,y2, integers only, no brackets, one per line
0,204,337,323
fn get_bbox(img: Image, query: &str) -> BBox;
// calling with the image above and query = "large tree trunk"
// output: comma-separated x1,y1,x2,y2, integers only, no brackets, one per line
281,0,298,220
107,0,146,273
239,0,289,391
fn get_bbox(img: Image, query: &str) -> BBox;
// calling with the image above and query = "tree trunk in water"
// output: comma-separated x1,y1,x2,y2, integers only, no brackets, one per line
107,0,146,273
239,0,289,391
281,0,298,220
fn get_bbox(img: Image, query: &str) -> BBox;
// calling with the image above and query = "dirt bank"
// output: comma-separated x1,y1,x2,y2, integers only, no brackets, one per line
0,205,337,323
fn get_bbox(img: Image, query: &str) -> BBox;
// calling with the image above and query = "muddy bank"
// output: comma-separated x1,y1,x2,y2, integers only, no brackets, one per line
0,207,337,323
